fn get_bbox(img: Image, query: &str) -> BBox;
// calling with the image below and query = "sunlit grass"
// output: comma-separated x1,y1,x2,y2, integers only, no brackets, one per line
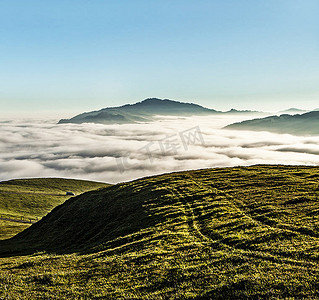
1,165,319,299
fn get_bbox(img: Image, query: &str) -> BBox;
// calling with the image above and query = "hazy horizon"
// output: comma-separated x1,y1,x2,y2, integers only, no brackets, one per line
1,97,318,120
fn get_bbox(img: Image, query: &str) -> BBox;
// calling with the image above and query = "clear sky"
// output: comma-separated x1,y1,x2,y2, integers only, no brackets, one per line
0,0,318,117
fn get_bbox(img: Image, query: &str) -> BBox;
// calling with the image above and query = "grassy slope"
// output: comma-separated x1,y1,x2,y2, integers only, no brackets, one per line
0,220,30,240
0,178,109,239
1,166,319,299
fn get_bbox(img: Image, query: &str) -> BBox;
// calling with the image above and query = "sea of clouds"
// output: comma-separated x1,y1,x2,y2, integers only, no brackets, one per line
1,115,319,183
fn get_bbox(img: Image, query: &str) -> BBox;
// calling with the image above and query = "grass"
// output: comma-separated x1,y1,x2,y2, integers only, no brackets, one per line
0,220,30,240
1,165,319,299
0,178,109,239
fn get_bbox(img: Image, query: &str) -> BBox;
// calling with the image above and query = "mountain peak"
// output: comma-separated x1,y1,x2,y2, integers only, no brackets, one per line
280,108,308,114
134,98,178,106
141,98,165,103
58,98,219,124
58,98,260,125
136,98,196,106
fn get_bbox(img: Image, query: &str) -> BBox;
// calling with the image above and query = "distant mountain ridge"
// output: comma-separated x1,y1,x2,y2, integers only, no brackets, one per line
279,108,308,114
58,98,260,124
225,110,319,135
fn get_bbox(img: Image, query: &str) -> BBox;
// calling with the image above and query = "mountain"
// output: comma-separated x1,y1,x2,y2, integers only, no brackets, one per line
225,108,260,114
1,166,319,299
58,98,260,125
225,111,319,135
58,98,218,124
279,108,308,114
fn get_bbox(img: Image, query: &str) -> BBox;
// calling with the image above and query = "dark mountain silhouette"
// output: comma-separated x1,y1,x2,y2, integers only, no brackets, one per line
225,111,319,135
58,98,260,124
224,108,260,114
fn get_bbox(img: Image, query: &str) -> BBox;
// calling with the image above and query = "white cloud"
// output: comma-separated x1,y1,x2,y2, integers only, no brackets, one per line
0,115,318,183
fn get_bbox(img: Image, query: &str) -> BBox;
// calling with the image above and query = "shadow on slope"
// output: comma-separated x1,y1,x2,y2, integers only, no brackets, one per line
2,165,319,261
0,180,171,256
2,166,319,298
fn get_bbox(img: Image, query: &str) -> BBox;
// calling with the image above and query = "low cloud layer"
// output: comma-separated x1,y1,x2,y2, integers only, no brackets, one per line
1,115,319,183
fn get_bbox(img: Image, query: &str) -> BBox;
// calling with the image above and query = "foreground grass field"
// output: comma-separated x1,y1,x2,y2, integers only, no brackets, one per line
0,178,109,239
1,165,319,299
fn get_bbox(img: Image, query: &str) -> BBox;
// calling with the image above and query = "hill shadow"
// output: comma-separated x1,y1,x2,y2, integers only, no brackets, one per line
0,182,167,257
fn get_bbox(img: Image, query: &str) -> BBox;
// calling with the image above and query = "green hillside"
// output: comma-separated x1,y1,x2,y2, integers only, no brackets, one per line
0,178,109,239
1,166,319,299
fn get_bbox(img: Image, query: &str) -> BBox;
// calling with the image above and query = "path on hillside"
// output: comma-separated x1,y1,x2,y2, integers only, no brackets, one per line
0,191,65,196
0,217,37,224
170,175,318,268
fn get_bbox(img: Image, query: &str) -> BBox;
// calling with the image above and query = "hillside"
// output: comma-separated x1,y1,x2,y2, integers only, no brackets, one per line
1,166,319,299
225,111,319,135
0,178,109,239
58,98,259,125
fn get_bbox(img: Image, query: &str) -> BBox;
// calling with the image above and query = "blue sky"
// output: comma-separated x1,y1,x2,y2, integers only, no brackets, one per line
0,0,318,117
